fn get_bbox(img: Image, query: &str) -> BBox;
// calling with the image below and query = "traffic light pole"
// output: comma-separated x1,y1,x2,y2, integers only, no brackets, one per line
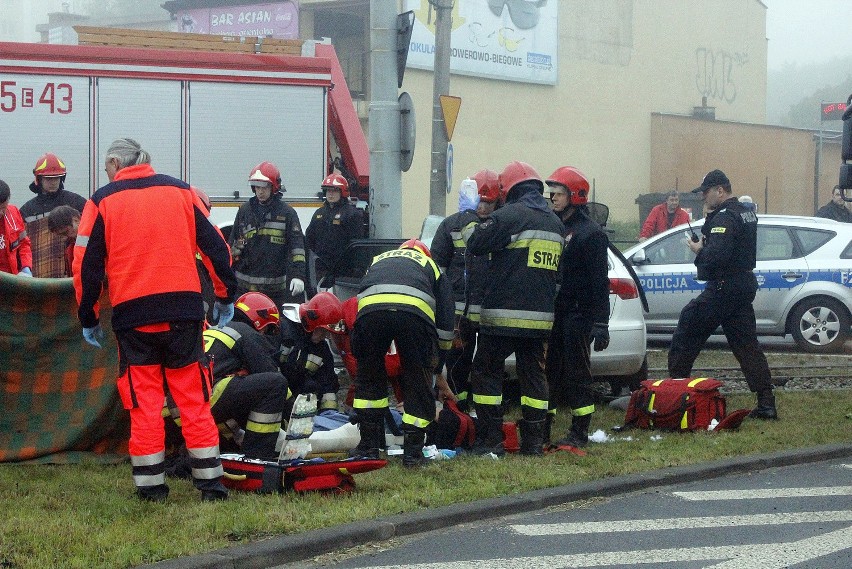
429,0,452,216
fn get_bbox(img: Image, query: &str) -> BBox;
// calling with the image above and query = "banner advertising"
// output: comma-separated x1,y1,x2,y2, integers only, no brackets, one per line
175,1,299,39
404,0,557,85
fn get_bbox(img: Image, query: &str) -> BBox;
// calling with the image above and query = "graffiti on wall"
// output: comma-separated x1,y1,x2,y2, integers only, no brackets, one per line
695,47,748,104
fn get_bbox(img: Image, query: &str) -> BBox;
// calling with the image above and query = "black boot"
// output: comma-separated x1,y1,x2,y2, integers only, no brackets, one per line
470,404,505,456
519,419,546,456
402,428,427,468
749,391,778,420
556,413,591,449
543,413,554,447
349,410,386,459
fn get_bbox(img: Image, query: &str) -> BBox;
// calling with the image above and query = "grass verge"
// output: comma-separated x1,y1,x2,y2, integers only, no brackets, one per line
2,390,851,569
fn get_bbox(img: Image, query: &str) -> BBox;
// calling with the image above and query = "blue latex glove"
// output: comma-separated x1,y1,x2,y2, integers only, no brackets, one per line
82,324,104,349
18,267,32,277
212,301,235,328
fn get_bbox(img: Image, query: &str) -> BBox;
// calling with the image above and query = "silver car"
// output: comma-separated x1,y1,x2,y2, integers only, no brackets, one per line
624,215,852,353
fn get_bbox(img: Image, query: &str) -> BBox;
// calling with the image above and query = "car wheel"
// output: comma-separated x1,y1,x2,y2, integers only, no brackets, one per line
788,296,851,353
605,355,648,396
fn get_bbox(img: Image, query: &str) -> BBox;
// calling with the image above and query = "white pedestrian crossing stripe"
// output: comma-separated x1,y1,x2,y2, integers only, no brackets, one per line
511,510,852,535
672,486,852,500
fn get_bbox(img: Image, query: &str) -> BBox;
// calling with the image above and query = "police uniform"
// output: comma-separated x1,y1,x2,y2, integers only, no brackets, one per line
430,208,488,410
465,185,564,455
230,194,306,307
350,244,454,466
668,195,775,410
547,206,610,443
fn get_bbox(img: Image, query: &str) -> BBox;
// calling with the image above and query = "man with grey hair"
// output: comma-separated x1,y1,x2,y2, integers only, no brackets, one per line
639,189,690,241
73,137,238,502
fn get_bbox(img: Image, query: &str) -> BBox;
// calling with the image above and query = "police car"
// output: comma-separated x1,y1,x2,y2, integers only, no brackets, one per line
624,215,852,353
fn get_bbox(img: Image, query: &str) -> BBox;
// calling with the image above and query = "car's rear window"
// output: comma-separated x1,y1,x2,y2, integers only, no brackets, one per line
793,228,835,256
756,226,795,261
841,239,852,260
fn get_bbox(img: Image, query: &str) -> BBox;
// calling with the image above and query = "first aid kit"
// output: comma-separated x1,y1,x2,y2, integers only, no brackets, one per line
221,454,387,494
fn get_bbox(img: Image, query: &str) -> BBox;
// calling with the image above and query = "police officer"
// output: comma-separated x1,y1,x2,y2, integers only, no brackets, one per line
350,239,454,467
430,169,501,411
668,169,777,419
465,161,564,456
545,166,611,451
305,173,364,290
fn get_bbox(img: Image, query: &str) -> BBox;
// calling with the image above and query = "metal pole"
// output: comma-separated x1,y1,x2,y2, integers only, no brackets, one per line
368,0,402,239
429,0,451,216
814,129,822,216
764,176,768,214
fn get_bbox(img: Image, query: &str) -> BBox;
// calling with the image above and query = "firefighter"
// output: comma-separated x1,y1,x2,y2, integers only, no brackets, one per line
430,169,501,411
305,173,364,290
229,161,306,307
73,137,237,502
464,161,564,456
545,166,611,451
20,152,87,278
0,179,33,277
278,291,346,411
349,239,454,467
668,169,777,420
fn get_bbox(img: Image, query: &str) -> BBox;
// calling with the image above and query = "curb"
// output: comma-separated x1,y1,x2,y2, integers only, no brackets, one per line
139,443,852,569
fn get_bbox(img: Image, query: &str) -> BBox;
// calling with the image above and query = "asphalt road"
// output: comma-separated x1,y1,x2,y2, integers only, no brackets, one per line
301,457,852,569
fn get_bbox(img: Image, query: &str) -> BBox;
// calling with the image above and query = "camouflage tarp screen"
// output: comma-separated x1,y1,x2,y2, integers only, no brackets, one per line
0,272,129,463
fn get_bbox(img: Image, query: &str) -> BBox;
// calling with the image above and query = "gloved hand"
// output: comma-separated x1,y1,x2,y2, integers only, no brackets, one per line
18,267,32,277
212,301,235,328
590,323,610,352
289,278,305,296
82,324,104,348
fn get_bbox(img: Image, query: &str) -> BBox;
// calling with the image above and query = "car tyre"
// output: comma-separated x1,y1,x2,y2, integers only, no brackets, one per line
788,296,851,354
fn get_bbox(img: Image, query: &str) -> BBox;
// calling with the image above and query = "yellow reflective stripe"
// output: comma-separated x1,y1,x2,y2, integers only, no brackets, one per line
246,420,282,434
571,405,595,417
438,339,452,351
359,293,435,322
687,377,708,387
482,316,553,330
680,411,689,430
456,390,468,402
402,413,431,429
292,254,306,262
452,238,465,248
472,393,502,405
521,396,549,410
548,408,557,417
204,328,239,351
648,393,656,412
352,397,389,409
652,379,665,386
257,228,285,237
210,375,234,407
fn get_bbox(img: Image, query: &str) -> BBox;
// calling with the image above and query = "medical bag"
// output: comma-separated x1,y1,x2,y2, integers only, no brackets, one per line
622,377,729,431
220,454,387,494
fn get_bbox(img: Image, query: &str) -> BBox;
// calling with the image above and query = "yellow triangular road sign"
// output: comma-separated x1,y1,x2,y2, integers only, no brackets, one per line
439,95,462,141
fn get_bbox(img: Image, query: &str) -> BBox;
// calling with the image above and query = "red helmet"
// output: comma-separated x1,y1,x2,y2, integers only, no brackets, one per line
321,173,350,199
472,169,500,203
299,292,344,333
498,161,542,202
400,238,431,258
33,152,67,183
546,166,590,206
235,292,280,334
248,161,283,193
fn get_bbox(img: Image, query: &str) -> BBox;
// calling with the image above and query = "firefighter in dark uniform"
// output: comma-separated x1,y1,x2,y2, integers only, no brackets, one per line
544,166,611,450
430,169,501,411
229,161,306,307
465,161,564,456
350,239,455,467
668,169,777,419
278,291,346,412
305,173,364,290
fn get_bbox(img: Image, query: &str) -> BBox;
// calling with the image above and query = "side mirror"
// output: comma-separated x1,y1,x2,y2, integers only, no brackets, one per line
630,249,647,265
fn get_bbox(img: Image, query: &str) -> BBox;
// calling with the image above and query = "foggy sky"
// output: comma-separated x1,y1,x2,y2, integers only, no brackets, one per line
765,0,852,70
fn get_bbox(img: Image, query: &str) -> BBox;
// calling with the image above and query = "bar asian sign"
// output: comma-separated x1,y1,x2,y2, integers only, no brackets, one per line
175,1,299,39
821,102,847,121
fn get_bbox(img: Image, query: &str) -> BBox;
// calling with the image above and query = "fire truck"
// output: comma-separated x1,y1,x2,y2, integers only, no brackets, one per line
0,27,369,229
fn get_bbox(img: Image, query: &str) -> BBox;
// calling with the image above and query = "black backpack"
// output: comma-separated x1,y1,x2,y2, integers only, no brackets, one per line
428,399,476,449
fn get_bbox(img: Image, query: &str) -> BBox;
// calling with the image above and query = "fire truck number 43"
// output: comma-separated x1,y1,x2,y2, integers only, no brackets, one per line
1,81,72,114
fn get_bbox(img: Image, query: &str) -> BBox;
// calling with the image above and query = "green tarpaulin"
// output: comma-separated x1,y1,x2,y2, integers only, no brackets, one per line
0,272,129,463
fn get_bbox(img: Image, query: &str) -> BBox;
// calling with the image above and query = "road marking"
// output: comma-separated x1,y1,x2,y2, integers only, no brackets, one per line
360,526,852,569
510,510,852,535
673,486,852,500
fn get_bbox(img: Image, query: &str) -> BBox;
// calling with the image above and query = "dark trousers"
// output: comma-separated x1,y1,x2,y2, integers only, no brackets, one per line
351,311,437,427
445,316,478,409
471,334,548,422
668,273,773,394
546,310,595,412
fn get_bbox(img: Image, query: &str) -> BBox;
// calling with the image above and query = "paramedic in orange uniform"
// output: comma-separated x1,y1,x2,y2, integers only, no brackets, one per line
73,138,238,502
